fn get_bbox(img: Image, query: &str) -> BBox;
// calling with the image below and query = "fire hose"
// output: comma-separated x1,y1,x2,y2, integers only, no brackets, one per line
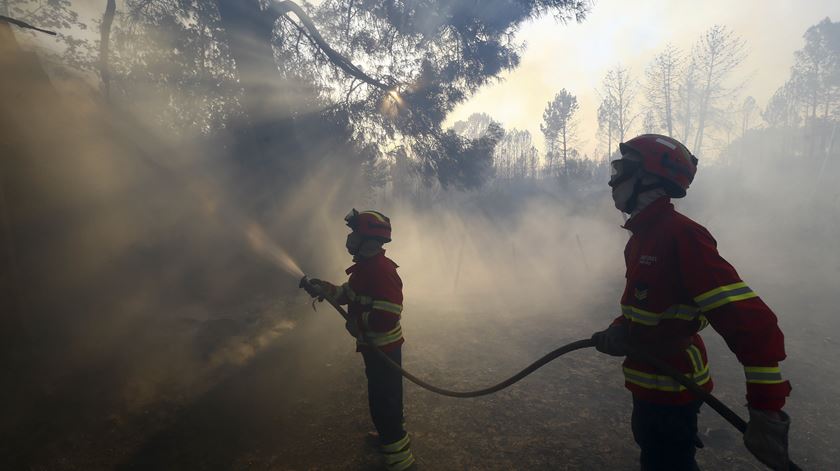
300,276,802,470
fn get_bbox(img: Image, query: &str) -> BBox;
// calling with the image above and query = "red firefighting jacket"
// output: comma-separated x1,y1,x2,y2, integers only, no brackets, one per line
334,250,404,353
612,197,791,410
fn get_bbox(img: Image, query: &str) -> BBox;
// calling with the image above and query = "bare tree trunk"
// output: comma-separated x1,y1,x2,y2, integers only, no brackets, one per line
694,52,715,153
664,75,673,136
99,0,116,101
562,127,567,173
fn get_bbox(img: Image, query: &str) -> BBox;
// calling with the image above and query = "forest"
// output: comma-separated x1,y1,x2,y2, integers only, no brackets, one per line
1,1,839,469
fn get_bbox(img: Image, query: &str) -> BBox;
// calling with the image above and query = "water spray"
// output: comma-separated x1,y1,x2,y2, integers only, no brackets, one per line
244,223,305,279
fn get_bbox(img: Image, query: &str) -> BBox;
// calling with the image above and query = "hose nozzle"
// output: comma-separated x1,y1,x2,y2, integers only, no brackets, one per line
299,275,312,291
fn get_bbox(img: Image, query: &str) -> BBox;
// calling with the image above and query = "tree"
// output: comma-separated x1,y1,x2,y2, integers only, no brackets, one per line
740,96,757,137
690,25,747,154
791,18,840,122
597,95,617,161
789,17,840,157
598,65,637,150
494,129,538,180
645,44,682,136
417,122,503,189
541,89,579,176
102,0,592,190
642,110,657,134
4,0,94,71
763,81,801,129
452,113,496,140
675,57,699,145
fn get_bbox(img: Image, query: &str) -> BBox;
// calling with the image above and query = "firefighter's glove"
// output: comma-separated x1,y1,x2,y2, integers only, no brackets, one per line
303,278,335,300
744,408,790,471
591,324,629,357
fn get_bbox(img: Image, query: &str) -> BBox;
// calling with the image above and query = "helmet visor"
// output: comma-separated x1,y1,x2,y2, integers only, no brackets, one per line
344,208,359,228
609,159,641,188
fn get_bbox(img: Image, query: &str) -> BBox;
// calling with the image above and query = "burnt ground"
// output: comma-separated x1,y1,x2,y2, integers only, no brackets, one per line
3,285,837,471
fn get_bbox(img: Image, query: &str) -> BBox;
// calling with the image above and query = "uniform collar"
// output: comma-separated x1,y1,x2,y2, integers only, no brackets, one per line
346,249,386,274
622,197,672,234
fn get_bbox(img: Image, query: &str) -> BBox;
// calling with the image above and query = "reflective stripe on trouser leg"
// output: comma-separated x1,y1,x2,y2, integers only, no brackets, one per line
381,433,415,471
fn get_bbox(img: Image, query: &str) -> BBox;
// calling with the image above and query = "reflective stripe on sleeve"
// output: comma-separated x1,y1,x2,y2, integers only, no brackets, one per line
372,300,403,315
343,283,355,301
361,311,370,328
744,366,784,384
694,282,758,312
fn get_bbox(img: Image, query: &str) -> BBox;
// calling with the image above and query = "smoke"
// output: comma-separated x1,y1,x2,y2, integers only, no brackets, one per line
2,9,839,470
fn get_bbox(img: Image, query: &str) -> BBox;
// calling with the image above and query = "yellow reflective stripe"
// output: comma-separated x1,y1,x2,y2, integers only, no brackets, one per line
621,304,700,326
623,365,711,392
372,300,403,315
695,281,748,302
668,305,701,321
744,366,782,373
361,311,370,328
701,292,758,311
343,283,355,301
357,295,373,305
384,448,412,465
381,434,410,453
698,315,710,331
360,210,388,223
363,324,403,346
686,346,701,372
744,366,784,384
622,305,660,326
388,455,415,471
694,282,758,312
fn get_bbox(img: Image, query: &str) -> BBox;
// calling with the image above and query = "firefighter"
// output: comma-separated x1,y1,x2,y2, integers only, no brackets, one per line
303,209,415,471
591,134,792,471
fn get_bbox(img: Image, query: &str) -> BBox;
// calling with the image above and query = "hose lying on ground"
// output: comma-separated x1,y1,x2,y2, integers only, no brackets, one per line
315,292,803,470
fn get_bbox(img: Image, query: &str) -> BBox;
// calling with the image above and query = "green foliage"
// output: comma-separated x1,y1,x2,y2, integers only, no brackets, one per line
416,120,503,189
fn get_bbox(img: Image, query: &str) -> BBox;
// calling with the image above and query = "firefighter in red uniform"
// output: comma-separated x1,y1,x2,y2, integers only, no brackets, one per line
303,209,415,471
591,134,792,471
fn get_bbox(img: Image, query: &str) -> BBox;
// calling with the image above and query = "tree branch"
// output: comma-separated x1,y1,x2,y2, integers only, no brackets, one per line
271,1,390,90
0,14,57,35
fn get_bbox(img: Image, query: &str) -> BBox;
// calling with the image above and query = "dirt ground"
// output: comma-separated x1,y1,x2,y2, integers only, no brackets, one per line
3,283,837,471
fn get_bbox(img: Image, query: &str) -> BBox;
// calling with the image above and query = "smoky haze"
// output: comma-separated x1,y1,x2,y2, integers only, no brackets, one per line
1,3,839,471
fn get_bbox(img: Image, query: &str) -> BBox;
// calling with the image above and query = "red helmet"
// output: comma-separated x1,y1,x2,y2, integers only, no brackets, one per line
345,209,392,242
619,134,698,198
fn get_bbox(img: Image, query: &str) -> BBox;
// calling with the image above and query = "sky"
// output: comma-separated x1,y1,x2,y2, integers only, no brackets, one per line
445,0,840,158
